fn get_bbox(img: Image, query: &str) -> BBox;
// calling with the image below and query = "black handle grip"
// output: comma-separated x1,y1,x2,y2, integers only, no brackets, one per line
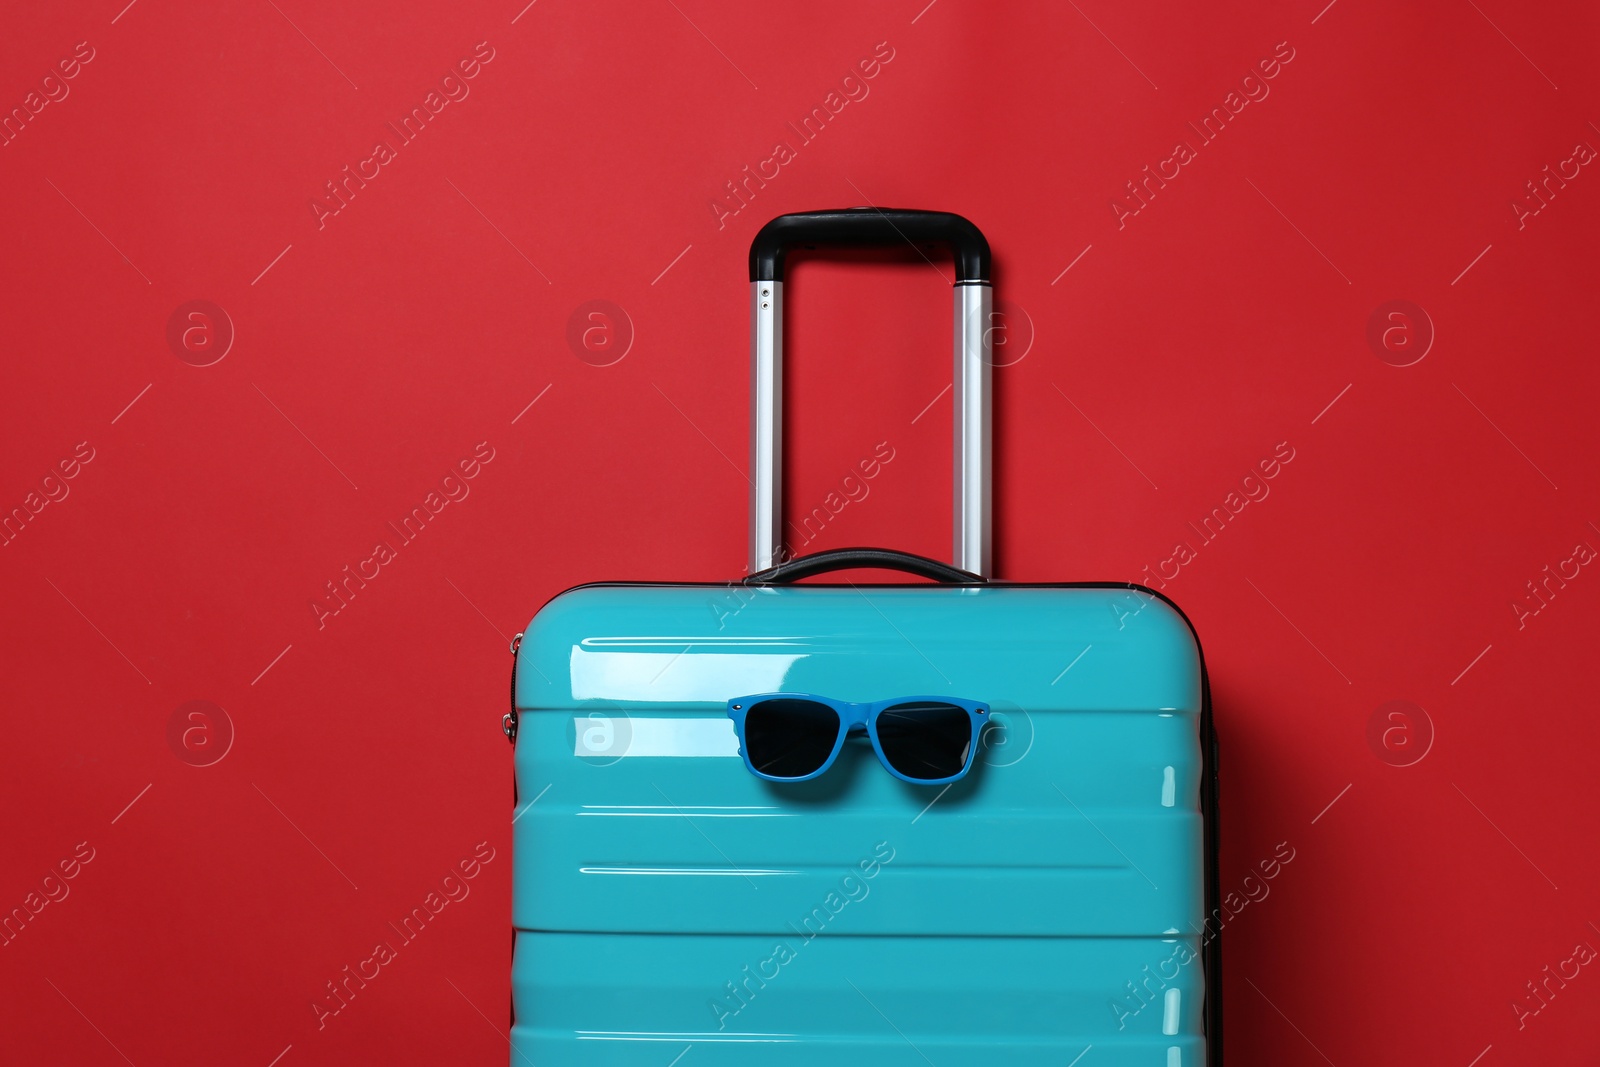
744,547,986,586
749,208,991,284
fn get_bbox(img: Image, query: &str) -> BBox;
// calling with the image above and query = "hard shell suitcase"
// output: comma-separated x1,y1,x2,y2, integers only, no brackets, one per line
508,209,1220,1065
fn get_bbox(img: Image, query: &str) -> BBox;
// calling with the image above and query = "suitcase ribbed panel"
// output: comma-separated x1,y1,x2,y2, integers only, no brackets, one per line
513,585,1207,1065
512,932,1205,1065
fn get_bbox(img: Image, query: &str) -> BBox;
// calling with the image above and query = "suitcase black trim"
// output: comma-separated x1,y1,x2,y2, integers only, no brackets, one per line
514,577,1221,1064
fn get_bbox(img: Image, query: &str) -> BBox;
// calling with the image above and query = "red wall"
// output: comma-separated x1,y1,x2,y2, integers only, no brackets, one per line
3,1,1597,1063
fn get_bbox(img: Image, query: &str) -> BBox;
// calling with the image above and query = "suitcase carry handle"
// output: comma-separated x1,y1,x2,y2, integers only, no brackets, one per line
748,208,994,577
744,546,985,586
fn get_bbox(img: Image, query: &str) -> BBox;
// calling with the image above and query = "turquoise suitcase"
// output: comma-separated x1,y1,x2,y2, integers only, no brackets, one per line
508,210,1220,1065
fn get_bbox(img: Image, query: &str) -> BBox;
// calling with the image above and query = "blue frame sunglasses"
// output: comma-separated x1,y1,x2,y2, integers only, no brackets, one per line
726,694,990,785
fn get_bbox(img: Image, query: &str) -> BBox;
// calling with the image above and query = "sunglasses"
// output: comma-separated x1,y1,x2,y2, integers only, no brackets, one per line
726,694,990,785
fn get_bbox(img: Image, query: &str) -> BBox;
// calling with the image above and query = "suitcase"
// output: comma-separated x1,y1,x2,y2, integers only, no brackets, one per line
508,208,1220,1065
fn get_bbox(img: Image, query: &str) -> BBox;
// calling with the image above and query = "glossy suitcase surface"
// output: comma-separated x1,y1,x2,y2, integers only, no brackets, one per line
509,210,1218,1065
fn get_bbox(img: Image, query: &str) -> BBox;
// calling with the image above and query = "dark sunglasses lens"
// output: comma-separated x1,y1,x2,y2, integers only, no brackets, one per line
743,699,841,779
877,702,974,781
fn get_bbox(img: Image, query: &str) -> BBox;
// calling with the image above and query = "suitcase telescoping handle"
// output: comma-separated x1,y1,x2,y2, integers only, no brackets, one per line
747,208,993,577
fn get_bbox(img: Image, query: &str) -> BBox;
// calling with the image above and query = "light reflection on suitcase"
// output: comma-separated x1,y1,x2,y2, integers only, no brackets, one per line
508,209,1219,1065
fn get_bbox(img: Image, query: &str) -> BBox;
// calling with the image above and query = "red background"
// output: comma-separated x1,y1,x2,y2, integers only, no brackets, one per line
3,1,1597,1063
